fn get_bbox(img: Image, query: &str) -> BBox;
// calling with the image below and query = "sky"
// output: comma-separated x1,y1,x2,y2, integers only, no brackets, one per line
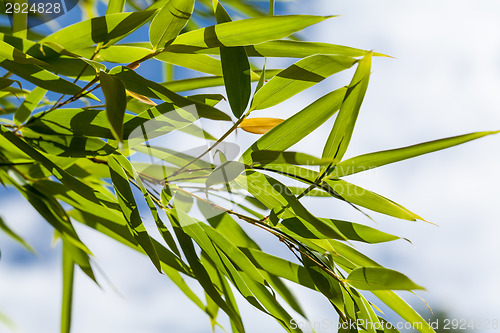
1,1,500,332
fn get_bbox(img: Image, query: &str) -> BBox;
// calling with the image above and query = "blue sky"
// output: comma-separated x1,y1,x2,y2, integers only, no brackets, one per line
1,1,500,332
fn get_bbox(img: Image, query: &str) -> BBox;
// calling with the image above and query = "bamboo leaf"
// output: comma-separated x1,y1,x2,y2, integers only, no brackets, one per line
322,52,372,165
0,40,47,66
171,40,388,58
41,11,157,51
14,87,47,125
161,69,280,92
106,0,126,14
330,130,500,178
61,244,75,333
213,1,251,118
239,118,284,134
372,291,436,333
347,267,424,291
109,66,231,121
242,87,347,164
100,71,127,142
0,78,21,90
277,216,400,243
149,0,195,50
0,61,87,95
12,0,27,39
167,15,332,50
324,179,423,221
247,150,333,166
251,55,356,111
108,155,162,272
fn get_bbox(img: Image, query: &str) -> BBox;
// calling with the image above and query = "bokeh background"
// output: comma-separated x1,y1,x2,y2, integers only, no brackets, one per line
1,0,500,332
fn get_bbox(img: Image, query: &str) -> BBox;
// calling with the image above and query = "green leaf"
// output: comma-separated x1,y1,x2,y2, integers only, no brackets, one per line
11,0,27,39
372,291,436,333
24,108,132,139
172,40,388,58
251,55,356,110
161,69,280,92
200,223,267,285
61,244,75,333
0,77,21,90
220,45,251,118
69,208,190,275
0,40,47,65
107,155,162,272
14,87,47,125
0,215,35,253
100,71,127,141
106,0,125,14
109,66,231,121
324,179,423,221
244,40,387,58
301,253,344,310
113,153,181,257
213,1,252,118
0,61,86,95
347,267,424,290
330,130,500,178
247,150,334,166
41,11,157,51
149,0,195,50
155,52,223,76
206,161,245,188
269,0,275,16
322,52,372,166
242,87,347,164
277,216,400,243
167,15,332,50
167,211,245,332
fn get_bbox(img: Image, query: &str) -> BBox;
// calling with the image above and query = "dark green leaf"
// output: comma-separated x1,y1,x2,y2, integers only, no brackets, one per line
100,71,127,141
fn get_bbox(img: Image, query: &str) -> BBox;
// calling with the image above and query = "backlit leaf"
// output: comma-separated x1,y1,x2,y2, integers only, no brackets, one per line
347,267,424,291
100,71,127,141
239,117,284,134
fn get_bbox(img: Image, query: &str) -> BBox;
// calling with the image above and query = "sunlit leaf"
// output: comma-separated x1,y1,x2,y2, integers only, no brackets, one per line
251,55,356,110
330,130,500,178
239,117,284,134
347,267,424,290
100,71,127,141
149,0,195,50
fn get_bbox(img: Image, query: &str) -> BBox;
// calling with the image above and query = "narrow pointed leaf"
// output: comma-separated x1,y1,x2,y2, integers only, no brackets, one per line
324,179,423,221
108,155,162,272
242,87,346,164
106,0,125,14
213,1,251,118
100,71,127,142
247,150,333,166
149,0,195,50
239,118,284,134
347,267,424,290
61,245,75,333
41,11,157,51
372,291,436,333
322,52,372,165
331,130,500,178
167,15,332,50
251,55,356,110
14,87,47,125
